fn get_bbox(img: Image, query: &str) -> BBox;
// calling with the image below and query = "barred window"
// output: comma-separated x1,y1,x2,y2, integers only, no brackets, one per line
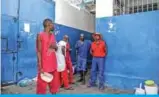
113,0,159,16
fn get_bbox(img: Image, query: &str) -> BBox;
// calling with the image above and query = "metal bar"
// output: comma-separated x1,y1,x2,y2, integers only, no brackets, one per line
147,0,148,11
128,0,129,14
152,0,154,11
137,0,138,13
133,0,134,13
120,0,121,15
115,0,117,16
158,0,159,10
142,0,143,12
124,0,125,14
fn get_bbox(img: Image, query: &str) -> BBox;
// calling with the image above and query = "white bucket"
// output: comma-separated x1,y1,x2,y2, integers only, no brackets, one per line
40,72,53,83
135,83,145,95
145,84,158,95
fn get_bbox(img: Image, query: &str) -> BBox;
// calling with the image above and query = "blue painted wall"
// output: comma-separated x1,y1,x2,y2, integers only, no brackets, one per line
96,11,159,90
55,24,92,64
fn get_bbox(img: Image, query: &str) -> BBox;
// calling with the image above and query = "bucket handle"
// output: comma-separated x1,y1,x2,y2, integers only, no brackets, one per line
139,83,142,89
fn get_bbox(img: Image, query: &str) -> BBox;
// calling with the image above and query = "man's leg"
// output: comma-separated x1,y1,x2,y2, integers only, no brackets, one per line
81,58,87,85
61,69,74,90
88,57,97,87
59,72,64,88
76,56,81,72
97,57,105,90
61,69,69,88
77,56,83,82
36,73,47,94
49,70,60,94
66,58,74,84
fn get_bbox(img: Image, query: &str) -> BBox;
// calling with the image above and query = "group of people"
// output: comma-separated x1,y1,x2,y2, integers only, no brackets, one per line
36,19,107,94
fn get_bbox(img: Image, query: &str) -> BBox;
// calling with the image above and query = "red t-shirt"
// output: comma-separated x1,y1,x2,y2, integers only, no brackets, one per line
91,40,106,57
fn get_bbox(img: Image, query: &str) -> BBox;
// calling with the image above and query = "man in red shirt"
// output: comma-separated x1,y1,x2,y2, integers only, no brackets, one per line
88,33,107,91
36,19,59,94
65,36,75,84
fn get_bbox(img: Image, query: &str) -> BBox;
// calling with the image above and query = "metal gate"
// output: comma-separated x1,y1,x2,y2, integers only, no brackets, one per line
1,15,18,85
1,0,55,85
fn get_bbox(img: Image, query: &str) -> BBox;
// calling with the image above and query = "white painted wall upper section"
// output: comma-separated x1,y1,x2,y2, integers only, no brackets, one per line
96,0,113,18
55,0,95,33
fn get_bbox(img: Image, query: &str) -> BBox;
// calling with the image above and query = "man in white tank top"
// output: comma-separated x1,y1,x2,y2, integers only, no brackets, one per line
56,35,74,90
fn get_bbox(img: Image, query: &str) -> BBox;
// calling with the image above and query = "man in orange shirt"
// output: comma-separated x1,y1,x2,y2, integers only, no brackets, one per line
88,33,107,91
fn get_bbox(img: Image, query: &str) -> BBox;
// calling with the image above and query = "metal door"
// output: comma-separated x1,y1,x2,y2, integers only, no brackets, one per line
1,0,56,84
16,0,55,80
1,15,18,85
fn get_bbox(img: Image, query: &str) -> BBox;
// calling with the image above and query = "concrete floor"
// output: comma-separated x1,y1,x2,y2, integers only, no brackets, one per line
1,83,133,94
1,74,133,94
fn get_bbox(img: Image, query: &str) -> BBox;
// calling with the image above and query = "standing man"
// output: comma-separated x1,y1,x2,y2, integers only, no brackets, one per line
75,34,91,84
65,36,75,84
88,33,107,90
58,35,74,90
36,19,59,94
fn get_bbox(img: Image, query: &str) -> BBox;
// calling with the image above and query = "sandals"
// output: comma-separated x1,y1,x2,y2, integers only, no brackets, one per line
87,84,97,88
65,87,74,90
60,85,64,88
70,82,75,84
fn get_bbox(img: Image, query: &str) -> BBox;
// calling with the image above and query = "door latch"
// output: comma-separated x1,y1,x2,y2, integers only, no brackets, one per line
17,40,23,49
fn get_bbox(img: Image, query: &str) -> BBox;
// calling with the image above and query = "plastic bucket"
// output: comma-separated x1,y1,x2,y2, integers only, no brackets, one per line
144,84,158,95
135,83,145,95
135,88,145,95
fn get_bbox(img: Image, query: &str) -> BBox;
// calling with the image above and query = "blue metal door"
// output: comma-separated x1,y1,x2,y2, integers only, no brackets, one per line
1,15,18,85
17,0,55,80
1,0,19,85
1,0,55,84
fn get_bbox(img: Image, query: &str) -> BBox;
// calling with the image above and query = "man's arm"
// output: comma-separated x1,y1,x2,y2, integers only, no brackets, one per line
75,41,79,49
50,43,58,51
90,43,93,55
103,42,108,56
49,34,58,51
88,40,92,50
36,34,43,73
62,46,66,56
66,43,70,51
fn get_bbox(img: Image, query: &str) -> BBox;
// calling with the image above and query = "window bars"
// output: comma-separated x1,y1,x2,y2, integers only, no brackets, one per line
113,0,159,16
